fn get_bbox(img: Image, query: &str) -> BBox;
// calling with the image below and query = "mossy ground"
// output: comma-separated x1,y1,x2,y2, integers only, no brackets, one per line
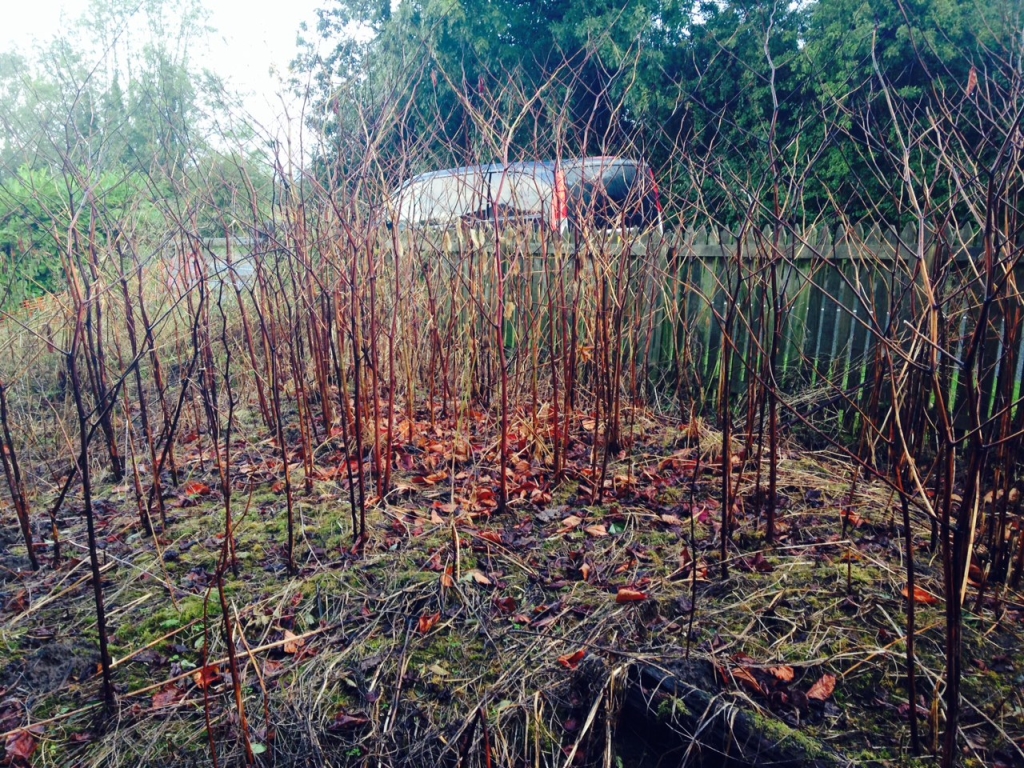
0,411,1022,767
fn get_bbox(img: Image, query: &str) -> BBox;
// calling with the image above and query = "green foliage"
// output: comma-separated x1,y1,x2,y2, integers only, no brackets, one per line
0,0,219,179
297,0,1023,228
296,0,692,186
0,166,163,304
192,153,276,238
0,167,66,301
800,0,1011,223
0,0,276,303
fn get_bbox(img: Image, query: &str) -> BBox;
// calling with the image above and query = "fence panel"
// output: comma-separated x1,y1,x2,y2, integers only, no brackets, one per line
206,226,1011,432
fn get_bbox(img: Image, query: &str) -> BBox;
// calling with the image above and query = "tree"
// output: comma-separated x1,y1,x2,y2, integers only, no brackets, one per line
0,0,273,303
295,0,699,189
296,0,1023,228
800,0,1016,222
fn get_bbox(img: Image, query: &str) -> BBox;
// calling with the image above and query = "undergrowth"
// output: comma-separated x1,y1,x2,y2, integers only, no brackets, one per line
1,411,1022,767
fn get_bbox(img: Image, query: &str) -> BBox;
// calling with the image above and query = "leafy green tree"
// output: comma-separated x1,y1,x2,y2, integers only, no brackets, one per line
0,0,274,304
296,0,699,186
657,0,811,224
0,166,162,303
800,0,1017,222
297,0,1022,228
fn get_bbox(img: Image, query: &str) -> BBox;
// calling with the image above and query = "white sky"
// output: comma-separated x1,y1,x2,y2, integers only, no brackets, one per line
1,0,329,141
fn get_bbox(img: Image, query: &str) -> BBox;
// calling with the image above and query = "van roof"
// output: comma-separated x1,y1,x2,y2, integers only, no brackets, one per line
402,157,640,184
405,161,554,183
559,156,636,166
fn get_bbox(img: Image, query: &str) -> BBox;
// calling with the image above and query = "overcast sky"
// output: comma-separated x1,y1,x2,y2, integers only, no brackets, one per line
1,0,328,137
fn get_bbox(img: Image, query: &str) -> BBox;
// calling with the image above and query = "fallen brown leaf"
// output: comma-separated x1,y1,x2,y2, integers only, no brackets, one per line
806,673,836,702
615,587,648,603
330,711,370,730
4,590,28,614
151,684,186,710
418,612,441,634
730,666,765,695
464,569,492,586
840,508,865,527
556,515,583,534
901,585,939,605
282,630,305,655
412,470,449,486
558,649,586,670
5,728,40,764
184,481,212,496
493,596,517,614
191,664,222,690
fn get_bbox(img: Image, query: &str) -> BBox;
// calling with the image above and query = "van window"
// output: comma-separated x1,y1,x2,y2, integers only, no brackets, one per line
396,170,486,225
494,169,545,217
389,162,564,230
560,157,661,231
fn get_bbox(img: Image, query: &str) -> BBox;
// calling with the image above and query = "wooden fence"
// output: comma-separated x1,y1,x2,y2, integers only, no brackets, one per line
5,225,1013,437
646,223,1008,428
390,222,1010,429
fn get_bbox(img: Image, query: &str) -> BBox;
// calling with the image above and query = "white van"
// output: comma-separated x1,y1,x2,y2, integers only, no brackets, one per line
388,162,568,232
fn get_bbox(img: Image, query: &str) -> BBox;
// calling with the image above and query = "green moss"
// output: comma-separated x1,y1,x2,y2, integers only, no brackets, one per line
751,712,829,761
838,563,877,588
247,490,283,508
550,479,580,504
7,412,1020,767
655,695,690,721
121,594,219,646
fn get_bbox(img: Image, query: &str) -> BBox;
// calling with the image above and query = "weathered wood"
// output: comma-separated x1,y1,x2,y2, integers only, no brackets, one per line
619,662,846,768
204,223,1007,432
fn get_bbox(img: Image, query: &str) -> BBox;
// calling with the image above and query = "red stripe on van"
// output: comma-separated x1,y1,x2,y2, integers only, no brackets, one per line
648,168,663,213
553,169,569,230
